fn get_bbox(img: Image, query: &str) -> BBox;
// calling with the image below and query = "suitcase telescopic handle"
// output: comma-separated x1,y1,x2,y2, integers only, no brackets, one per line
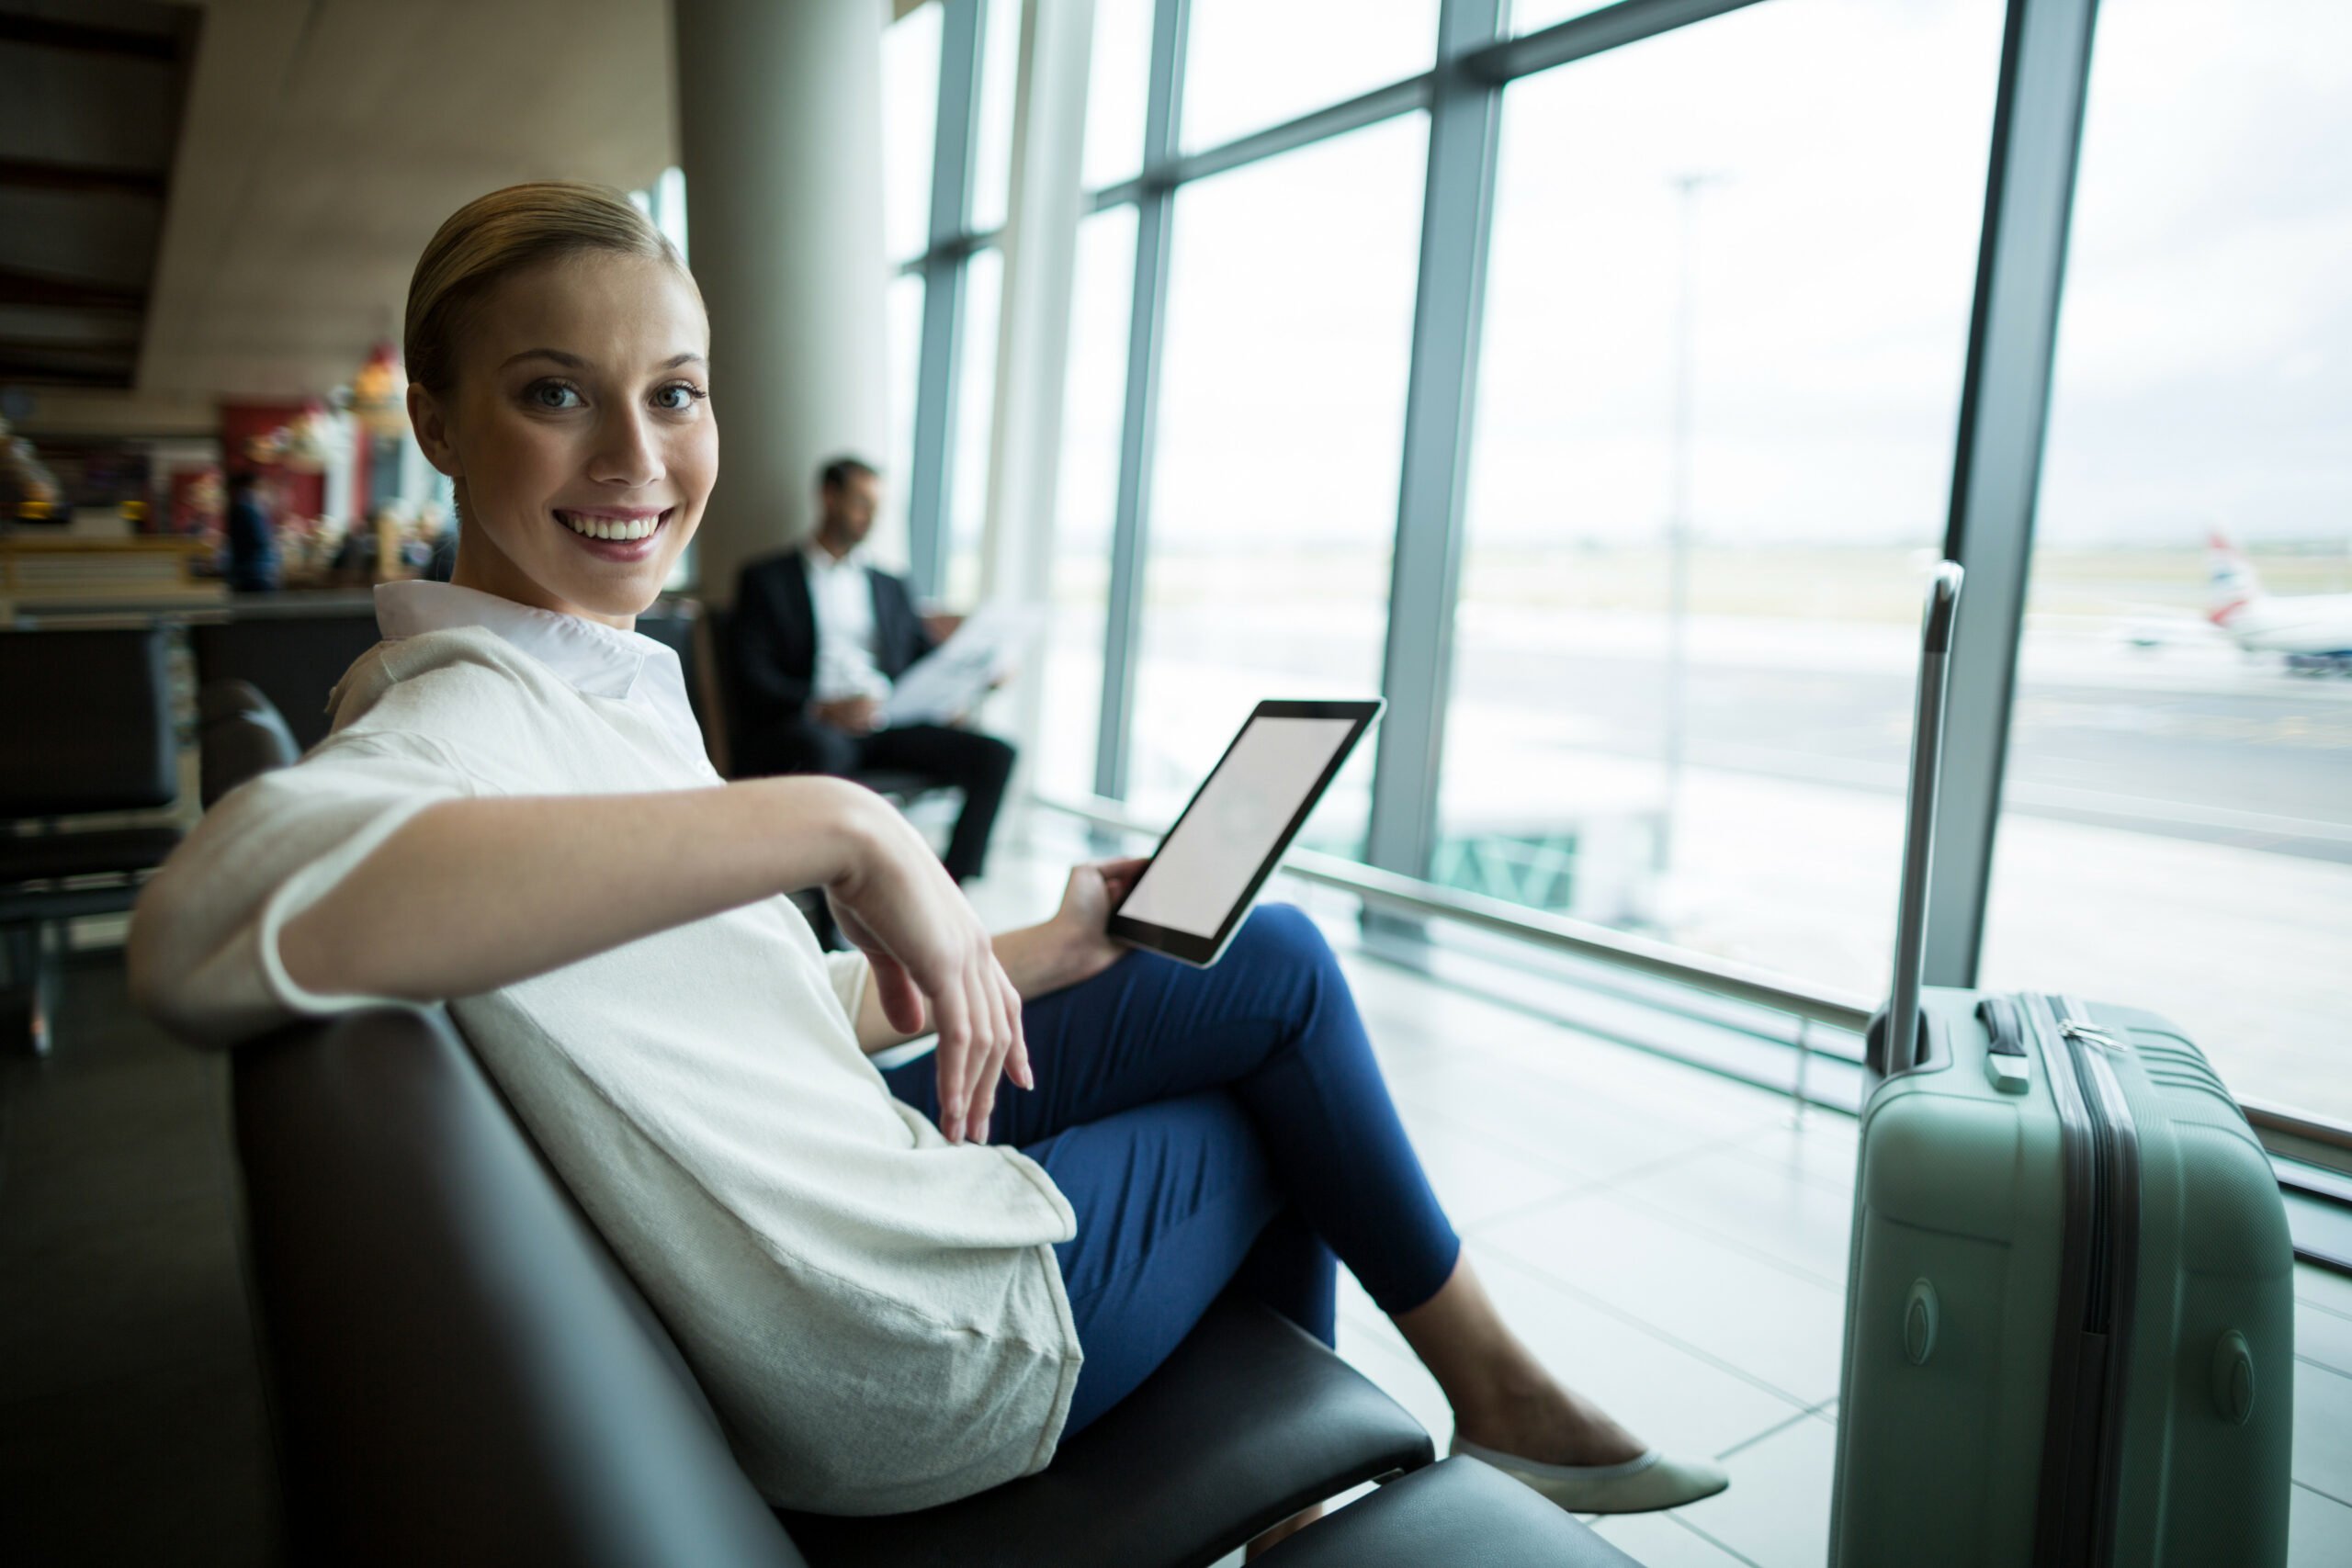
1883,562,1963,1075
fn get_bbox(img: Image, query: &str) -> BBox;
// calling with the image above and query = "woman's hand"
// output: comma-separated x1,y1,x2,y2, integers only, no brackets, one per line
1044,857,1149,992
824,800,1030,1145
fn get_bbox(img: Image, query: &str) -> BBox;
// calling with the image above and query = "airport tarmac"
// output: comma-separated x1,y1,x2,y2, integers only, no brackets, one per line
1449,614,2352,860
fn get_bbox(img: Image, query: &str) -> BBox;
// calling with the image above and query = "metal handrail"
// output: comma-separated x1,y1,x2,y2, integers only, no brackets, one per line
2243,1100,2352,1164
1033,790,1878,1035
1035,790,2352,1169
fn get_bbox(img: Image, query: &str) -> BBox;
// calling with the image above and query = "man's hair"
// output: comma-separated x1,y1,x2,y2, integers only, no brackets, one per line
819,456,879,492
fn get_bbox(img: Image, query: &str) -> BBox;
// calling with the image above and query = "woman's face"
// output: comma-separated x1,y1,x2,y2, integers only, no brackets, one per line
409,250,716,628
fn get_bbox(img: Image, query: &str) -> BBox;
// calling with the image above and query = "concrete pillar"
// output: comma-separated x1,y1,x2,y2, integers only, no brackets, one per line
673,0,892,604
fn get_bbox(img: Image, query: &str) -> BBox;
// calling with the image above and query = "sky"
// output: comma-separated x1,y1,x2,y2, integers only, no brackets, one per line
2039,0,2352,547
884,0,2352,556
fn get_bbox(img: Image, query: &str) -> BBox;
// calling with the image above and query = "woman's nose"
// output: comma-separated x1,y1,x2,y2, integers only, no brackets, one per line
587,406,664,487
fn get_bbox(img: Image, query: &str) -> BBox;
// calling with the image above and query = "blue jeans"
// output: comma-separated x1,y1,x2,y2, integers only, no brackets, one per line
879,903,1463,1438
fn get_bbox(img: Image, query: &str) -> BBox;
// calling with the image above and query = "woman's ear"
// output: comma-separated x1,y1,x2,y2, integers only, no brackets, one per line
407,383,462,479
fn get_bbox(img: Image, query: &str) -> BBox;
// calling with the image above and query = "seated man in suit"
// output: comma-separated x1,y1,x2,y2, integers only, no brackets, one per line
731,457,1016,885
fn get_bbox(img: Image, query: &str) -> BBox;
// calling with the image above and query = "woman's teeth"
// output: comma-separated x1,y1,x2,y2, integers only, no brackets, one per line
559,511,663,542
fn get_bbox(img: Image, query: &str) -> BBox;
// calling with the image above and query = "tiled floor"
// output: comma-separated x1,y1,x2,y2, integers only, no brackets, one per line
4,837,2348,1566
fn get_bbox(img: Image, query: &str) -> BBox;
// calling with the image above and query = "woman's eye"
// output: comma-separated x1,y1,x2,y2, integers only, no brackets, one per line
528,380,583,411
653,382,706,412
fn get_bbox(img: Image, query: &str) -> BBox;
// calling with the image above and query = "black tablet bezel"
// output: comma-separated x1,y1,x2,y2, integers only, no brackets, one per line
1106,698,1383,967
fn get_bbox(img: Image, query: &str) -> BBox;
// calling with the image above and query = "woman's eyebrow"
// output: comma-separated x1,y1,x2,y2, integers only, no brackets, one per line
497,348,707,372
500,347,588,371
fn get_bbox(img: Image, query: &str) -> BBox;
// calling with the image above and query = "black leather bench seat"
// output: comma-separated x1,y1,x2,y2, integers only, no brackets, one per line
1255,1455,1647,1567
235,1008,1440,1568
777,1295,1434,1568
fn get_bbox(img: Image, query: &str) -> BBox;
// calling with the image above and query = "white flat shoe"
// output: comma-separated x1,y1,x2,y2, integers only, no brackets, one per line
1449,1434,1730,1515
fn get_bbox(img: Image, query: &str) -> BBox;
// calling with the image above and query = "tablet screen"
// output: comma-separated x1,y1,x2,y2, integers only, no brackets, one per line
1116,716,1360,938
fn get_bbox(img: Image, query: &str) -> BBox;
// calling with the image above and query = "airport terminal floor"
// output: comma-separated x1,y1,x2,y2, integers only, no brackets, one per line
5,821,2347,1568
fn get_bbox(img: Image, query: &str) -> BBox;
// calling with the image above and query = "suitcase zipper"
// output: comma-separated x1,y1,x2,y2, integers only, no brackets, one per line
2035,996,2143,1568
2060,1017,2122,1053
2060,1008,2120,1334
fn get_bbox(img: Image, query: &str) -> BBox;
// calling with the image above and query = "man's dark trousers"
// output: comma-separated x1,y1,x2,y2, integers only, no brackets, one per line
748,720,1015,884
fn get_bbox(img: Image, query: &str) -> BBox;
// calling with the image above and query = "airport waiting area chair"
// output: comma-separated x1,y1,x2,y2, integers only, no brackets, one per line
188,607,388,751
196,680,300,807
233,1003,1430,1568
198,688,1638,1567
1,626,182,1054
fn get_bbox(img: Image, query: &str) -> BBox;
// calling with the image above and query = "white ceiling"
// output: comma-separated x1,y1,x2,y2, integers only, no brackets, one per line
136,0,676,401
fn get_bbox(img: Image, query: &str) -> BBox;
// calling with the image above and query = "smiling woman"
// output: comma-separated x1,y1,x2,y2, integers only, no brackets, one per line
126,180,1730,1530
401,184,717,626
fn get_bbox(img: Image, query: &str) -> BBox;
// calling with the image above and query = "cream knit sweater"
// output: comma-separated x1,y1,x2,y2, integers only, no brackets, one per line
130,585,1081,1515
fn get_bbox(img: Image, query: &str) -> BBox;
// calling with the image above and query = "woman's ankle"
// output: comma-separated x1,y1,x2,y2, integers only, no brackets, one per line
1451,1383,1648,1468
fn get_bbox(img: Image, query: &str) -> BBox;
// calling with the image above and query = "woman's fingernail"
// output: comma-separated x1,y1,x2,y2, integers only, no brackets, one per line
977,1115,990,1144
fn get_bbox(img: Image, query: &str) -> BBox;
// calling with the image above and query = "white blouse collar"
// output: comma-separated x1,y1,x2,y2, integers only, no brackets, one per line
373,581,714,774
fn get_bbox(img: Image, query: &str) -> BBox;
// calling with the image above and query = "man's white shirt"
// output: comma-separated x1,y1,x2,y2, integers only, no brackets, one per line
803,540,891,703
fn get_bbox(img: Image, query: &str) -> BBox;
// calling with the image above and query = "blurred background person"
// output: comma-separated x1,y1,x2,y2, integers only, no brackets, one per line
220,469,279,593
329,505,385,586
730,456,1015,886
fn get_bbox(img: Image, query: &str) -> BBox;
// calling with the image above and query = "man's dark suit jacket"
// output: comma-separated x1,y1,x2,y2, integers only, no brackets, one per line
729,548,936,735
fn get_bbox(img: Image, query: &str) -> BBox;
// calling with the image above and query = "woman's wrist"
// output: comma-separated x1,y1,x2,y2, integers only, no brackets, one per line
1042,919,1100,992
747,774,887,897
1045,911,1124,993
989,917,1091,1000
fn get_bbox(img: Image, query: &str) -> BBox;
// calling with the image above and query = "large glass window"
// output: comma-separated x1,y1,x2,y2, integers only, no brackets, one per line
1036,208,1140,801
970,0,1023,234
1180,0,1438,152
1082,0,1153,191
1130,115,1430,851
943,245,1004,609
878,272,925,570
882,2,944,262
1438,0,2003,995
1510,0,1615,36
1980,0,2352,1122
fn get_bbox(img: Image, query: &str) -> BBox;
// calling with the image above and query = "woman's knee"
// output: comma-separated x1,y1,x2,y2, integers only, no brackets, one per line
1232,901,1331,969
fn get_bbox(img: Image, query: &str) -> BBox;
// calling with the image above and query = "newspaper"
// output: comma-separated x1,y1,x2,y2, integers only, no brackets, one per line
880,601,1042,728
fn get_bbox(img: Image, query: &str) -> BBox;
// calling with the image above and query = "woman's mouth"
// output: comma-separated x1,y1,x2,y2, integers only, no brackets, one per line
554,507,673,559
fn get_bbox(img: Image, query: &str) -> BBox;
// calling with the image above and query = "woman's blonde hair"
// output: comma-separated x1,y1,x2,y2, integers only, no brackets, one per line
403,180,690,394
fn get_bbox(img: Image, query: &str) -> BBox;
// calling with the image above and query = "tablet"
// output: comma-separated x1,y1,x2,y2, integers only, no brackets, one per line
1108,699,1383,967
